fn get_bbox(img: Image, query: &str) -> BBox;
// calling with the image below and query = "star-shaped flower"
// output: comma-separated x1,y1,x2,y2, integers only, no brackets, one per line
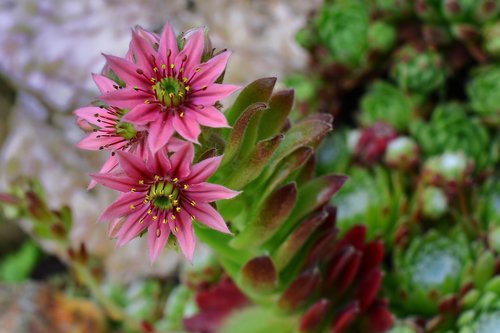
100,22,239,152
91,143,239,262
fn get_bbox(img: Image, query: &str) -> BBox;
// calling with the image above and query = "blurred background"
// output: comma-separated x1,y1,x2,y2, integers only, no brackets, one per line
1,0,500,332
0,0,318,281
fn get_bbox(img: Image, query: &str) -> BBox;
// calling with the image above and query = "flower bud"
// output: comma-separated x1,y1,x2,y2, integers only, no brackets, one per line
423,152,472,185
421,186,448,219
385,136,420,170
354,122,399,167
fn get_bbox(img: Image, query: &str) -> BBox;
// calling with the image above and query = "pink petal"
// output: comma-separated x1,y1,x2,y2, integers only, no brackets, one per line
76,132,120,151
116,151,151,179
103,54,148,88
147,113,175,153
172,113,201,143
147,211,170,263
116,207,151,246
169,141,194,179
99,192,144,221
190,105,229,128
174,210,196,262
92,74,118,94
91,173,146,192
100,88,152,110
166,137,192,152
190,51,231,86
186,202,230,234
135,26,160,45
121,103,158,125
175,28,204,74
74,106,107,126
185,156,222,183
190,84,240,105
88,154,120,190
158,21,179,66
187,183,240,202
147,148,172,176
130,30,156,73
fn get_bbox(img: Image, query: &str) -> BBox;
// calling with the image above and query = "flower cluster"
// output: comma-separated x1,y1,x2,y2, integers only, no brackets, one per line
75,22,240,262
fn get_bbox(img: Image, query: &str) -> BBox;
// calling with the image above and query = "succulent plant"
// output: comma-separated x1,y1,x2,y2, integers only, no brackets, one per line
411,102,493,170
467,66,500,126
392,230,473,316
390,45,448,95
314,0,370,69
360,82,420,131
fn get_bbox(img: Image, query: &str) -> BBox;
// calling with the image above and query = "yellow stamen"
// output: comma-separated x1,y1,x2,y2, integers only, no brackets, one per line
153,67,158,72
161,64,166,69
176,207,181,212
139,180,144,184
130,204,135,209
183,184,189,189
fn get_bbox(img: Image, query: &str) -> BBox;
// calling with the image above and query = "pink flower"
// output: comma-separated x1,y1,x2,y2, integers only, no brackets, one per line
100,22,239,152
91,143,239,262
75,74,148,188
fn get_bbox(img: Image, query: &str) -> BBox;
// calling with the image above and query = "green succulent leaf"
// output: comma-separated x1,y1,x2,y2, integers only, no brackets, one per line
230,182,298,249
225,77,276,126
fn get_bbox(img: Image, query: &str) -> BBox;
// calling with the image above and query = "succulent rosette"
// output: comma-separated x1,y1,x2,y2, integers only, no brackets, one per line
91,143,239,262
391,230,473,316
411,102,493,170
390,45,447,96
360,82,420,131
467,66,500,127
314,0,370,69
99,22,239,152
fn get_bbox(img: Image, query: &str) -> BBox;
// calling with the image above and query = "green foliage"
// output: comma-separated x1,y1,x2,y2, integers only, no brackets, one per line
0,241,40,283
360,81,419,131
391,45,448,95
314,0,369,67
411,102,493,169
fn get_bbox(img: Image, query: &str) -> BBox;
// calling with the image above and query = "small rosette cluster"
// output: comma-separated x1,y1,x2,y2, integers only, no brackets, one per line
74,22,240,262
